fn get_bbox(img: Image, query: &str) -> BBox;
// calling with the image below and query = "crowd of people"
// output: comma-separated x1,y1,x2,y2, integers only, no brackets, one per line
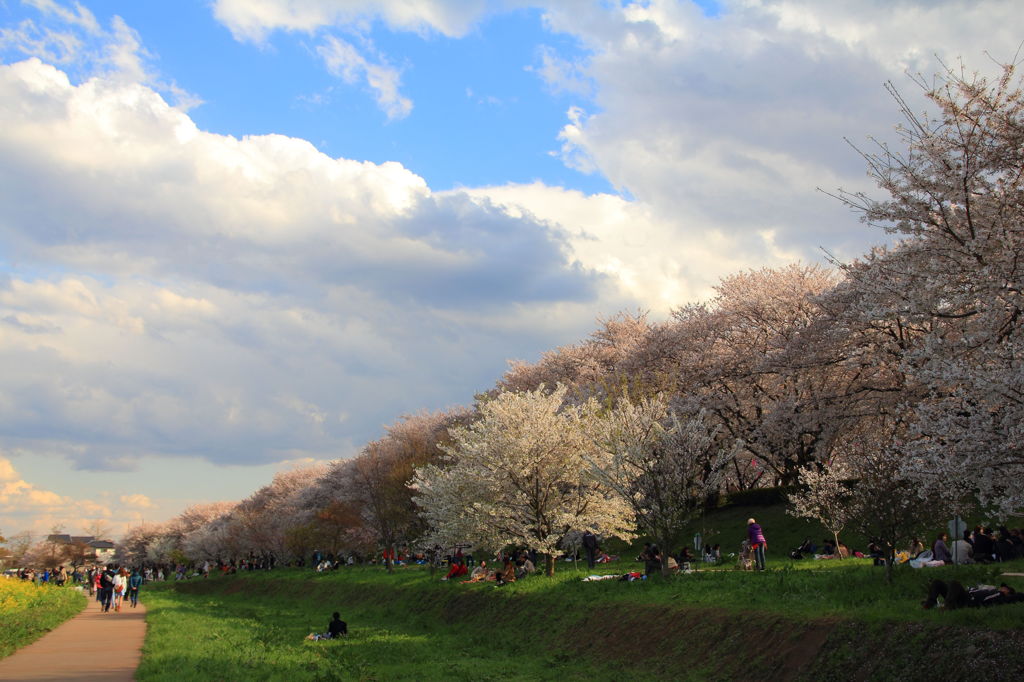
7,517,1021,624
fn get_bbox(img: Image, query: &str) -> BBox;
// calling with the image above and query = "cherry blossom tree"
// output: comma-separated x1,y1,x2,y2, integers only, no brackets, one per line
787,462,855,558
499,312,652,399
835,59,1024,516
589,396,738,575
844,428,949,583
667,264,847,487
413,384,634,576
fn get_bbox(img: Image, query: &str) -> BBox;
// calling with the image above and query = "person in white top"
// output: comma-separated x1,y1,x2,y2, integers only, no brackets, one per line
112,568,128,612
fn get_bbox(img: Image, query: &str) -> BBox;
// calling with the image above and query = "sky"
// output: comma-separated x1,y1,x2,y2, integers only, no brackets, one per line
1,0,1022,540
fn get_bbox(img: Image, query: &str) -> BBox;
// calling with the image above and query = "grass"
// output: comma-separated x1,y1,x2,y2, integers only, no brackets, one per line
137,554,1024,681
0,578,86,658
135,499,1024,680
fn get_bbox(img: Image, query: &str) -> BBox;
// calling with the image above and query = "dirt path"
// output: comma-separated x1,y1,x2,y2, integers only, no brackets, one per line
0,594,147,681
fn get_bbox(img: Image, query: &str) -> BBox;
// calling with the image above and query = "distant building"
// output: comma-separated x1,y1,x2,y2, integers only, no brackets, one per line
89,540,116,563
45,535,116,563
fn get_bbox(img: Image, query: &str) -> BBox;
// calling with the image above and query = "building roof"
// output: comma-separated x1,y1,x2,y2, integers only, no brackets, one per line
47,534,72,544
89,540,116,549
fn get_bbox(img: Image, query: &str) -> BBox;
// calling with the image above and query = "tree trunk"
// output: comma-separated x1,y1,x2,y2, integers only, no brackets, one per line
833,530,843,560
545,553,555,577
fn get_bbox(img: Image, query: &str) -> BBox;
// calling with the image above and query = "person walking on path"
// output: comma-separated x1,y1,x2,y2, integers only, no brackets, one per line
747,518,767,571
99,565,115,612
112,568,128,612
128,569,143,608
0,590,147,680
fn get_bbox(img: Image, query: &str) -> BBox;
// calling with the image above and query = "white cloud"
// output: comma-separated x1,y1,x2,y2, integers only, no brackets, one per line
119,493,156,509
0,1,199,109
0,57,607,481
24,0,101,33
317,35,412,120
212,0,491,43
0,456,91,534
511,0,1024,276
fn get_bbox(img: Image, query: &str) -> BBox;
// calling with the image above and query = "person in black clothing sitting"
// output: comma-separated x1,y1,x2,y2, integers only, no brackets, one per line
328,612,347,638
308,612,347,640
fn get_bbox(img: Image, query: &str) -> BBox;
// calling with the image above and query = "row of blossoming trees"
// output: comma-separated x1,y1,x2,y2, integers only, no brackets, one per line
118,62,1023,579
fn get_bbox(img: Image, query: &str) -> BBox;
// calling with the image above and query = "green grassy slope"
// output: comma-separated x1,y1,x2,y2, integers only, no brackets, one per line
138,500,1024,681
138,559,1024,680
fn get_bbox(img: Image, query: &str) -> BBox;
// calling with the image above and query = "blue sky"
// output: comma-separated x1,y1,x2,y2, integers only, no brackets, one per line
1,0,1021,538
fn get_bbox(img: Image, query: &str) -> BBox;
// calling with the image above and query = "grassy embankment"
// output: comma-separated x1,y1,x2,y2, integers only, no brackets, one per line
0,578,86,658
138,503,1024,681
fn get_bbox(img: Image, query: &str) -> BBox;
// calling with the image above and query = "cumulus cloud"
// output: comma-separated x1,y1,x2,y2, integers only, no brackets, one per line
0,57,607,475
0,455,148,535
531,0,1024,267
0,456,72,516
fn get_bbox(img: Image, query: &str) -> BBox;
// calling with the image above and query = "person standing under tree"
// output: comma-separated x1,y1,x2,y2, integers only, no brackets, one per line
747,518,767,571
582,530,598,569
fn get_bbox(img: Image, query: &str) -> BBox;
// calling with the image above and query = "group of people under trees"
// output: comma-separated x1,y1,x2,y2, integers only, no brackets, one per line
927,526,1024,565
441,547,537,585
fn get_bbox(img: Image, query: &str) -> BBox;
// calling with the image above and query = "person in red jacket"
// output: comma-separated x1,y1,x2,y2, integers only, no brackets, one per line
441,560,467,581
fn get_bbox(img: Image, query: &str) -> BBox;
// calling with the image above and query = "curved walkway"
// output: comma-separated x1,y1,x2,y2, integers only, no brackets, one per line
0,594,147,681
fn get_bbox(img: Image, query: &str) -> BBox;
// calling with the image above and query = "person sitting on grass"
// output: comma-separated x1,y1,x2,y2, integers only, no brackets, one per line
951,531,975,564
328,612,347,637
308,612,348,640
932,532,953,564
495,558,517,586
514,554,535,580
461,560,494,583
441,560,468,581
922,580,1024,609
